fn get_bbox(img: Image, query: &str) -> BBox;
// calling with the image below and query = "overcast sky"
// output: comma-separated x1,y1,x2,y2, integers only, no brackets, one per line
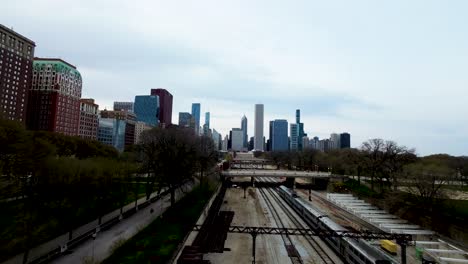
4,0,468,156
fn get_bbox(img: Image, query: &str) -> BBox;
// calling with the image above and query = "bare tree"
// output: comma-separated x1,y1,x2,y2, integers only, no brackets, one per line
139,127,198,205
196,135,218,187
382,141,416,191
361,138,385,190
403,161,455,209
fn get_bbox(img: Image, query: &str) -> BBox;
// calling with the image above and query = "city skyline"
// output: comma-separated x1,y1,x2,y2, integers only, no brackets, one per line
2,1,468,155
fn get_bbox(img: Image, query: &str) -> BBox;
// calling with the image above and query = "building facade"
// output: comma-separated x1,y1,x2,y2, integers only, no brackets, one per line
290,123,299,151
98,118,126,152
78,99,99,140
330,133,341,150
191,103,200,135
99,110,137,150
230,128,244,151
254,104,264,151
27,58,82,136
134,121,153,143
178,112,192,128
150,88,173,125
0,25,35,123
134,95,159,126
241,115,248,149
271,119,289,151
340,132,351,148
113,101,134,112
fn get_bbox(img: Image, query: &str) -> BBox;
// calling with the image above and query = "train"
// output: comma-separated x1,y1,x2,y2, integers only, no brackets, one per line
277,185,395,264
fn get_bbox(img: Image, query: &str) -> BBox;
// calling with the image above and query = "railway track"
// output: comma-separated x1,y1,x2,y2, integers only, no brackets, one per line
258,186,339,264
257,186,303,264
262,187,338,264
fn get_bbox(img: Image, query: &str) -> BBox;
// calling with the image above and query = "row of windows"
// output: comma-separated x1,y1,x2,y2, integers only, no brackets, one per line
0,33,33,54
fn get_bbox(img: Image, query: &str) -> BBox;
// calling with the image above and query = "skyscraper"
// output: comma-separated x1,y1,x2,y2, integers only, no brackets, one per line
134,95,159,126
254,104,264,151
113,102,134,112
205,112,210,128
191,103,200,135
296,109,305,150
271,119,289,151
28,58,82,136
150,88,173,125
178,112,192,128
241,115,248,148
230,128,244,151
99,110,137,149
0,25,35,124
330,133,340,150
290,123,299,151
340,133,351,149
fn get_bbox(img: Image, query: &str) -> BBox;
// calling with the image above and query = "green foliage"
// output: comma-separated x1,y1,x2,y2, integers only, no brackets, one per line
103,185,214,264
344,179,382,198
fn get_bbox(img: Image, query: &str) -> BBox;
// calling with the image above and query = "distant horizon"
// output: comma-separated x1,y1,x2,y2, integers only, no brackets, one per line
3,0,467,156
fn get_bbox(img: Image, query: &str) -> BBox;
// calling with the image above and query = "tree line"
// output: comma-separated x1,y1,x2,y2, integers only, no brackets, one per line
0,118,218,262
265,138,467,203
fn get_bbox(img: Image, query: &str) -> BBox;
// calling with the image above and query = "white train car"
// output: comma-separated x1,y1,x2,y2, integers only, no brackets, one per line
277,186,395,264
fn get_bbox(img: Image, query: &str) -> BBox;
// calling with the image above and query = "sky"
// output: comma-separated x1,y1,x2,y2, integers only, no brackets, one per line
3,0,468,156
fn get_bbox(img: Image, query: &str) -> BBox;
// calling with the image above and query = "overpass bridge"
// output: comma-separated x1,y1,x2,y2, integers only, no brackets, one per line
221,170,331,178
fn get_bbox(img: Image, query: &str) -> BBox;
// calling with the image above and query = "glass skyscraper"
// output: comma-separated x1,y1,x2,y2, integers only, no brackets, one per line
271,119,288,151
97,118,126,152
134,95,159,126
191,103,201,135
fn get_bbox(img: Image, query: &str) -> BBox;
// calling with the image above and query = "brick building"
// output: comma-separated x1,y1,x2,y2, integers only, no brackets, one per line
78,99,99,140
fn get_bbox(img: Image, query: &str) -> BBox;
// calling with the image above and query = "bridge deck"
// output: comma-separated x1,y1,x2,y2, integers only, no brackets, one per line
222,170,331,178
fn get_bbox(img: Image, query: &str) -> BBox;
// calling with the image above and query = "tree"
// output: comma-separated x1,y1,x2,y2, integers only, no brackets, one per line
361,138,385,191
382,141,416,191
196,135,218,187
403,160,455,210
139,127,198,205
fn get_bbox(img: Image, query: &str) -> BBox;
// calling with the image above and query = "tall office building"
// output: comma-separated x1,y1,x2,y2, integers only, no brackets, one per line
203,112,210,136
302,136,310,150
191,103,200,135
0,25,35,123
212,129,220,151
27,58,82,136
134,95,159,126
178,112,192,128
270,119,288,151
113,101,134,112
98,118,126,152
340,132,351,149
230,128,244,151
241,115,248,148
330,133,341,150
100,110,137,149
78,99,99,140
254,104,264,151
290,123,299,151
295,109,305,150
150,88,173,125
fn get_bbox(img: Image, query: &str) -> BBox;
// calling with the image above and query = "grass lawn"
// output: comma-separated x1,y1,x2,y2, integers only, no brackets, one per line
103,184,215,264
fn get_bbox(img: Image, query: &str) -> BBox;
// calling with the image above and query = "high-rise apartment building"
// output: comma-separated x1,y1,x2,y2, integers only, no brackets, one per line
150,88,173,125
27,58,82,136
254,104,264,151
113,101,134,112
212,129,220,151
0,25,35,123
241,115,248,148
205,112,210,128
134,95,159,126
340,133,351,149
295,109,305,150
203,112,211,136
191,103,200,135
98,118,126,152
271,119,289,151
78,99,99,140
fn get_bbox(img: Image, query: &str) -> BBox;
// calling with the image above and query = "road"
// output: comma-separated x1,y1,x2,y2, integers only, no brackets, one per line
50,184,192,264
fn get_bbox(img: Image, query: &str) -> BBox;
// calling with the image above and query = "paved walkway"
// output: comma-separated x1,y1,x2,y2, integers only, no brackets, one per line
51,183,194,264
